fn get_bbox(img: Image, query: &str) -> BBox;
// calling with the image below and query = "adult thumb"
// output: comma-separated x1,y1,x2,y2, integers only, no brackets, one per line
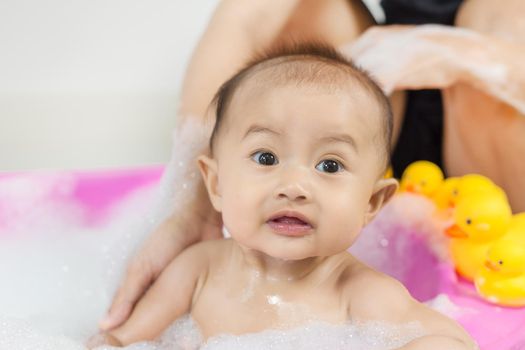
98,266,152,330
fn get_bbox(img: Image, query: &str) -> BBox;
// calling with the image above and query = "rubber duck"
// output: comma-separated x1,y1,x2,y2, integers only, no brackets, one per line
505,213,525,242
383,166,394,179
445,193,512,281
432,177,460,210
474,238,525,307
456,174,507,204
399,161,444,197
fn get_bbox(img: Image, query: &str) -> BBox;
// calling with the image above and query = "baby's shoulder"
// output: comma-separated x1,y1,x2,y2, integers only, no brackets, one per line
341,257,476,348
172,239,232,292
342,259,415,323
181,238,232,263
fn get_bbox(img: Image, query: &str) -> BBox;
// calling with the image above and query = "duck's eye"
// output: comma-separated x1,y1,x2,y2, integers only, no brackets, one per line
316,159,344,173
498,260,504,265
466,218,472,225
421,181,426,186
251,151,278,166
452,189,458,196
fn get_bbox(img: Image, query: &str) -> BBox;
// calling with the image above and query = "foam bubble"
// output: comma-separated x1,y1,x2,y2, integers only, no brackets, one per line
0,316,86,350
0,313,425,350
200,317,424,350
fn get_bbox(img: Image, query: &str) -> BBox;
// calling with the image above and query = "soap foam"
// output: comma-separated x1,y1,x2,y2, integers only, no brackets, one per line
1,313,425,350
199,318,424,350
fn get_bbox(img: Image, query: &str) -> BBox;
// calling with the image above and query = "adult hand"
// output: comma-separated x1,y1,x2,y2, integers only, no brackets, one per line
85,331,122,348
343,24,525,110
98,183,222,331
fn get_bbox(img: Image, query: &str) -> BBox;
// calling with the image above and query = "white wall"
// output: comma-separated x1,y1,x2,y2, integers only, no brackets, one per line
0,0,218,171
0,0,385,172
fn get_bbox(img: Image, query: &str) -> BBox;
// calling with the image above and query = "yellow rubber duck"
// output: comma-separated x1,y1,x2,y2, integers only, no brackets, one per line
383,165,394,179
399,161,444,197
433,174,506,222
505,213,525,242
445,193,512,281
474,238,525,307
432,176,460,214
455,174,507,204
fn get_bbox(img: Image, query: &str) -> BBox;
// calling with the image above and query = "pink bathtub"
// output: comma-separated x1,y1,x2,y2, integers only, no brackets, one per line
1,166,524,349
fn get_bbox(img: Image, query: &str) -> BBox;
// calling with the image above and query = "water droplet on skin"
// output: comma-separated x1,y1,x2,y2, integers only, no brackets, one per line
267,295,281,305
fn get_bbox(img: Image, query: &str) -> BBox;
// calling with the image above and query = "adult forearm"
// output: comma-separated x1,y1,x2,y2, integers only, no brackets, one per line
178,0,301,119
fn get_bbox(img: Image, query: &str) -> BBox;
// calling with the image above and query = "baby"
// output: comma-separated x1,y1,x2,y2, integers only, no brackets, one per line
98,43,476,349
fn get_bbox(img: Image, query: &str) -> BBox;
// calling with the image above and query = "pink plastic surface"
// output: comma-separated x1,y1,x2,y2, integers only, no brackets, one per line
0,166,163,229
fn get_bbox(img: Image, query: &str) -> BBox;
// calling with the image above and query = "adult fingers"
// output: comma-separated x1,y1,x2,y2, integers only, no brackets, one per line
98,261,153,331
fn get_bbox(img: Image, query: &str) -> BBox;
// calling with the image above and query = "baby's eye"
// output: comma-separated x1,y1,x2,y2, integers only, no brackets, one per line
251,151,278,166
315,159,344,173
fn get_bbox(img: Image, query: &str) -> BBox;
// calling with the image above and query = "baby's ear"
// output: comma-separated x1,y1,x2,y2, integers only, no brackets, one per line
364,177,398,225
197,155,222,212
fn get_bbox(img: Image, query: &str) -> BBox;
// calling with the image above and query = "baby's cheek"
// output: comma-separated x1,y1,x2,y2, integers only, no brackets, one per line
221,190,255,234
333,222,362,250
325,198,366,244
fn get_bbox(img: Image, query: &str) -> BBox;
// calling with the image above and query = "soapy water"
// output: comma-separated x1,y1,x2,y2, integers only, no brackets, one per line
0,180,158,342
0,173,440,350
1,313,426,350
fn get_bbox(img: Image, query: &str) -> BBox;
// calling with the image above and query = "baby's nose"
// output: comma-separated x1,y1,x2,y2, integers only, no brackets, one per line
274,166,311,202
276,183,310,202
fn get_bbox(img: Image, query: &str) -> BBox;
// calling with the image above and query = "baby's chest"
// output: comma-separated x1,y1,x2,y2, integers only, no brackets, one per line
190,278,349,339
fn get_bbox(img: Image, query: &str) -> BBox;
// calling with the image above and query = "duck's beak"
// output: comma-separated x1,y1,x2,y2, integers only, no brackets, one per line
445,224,468,238
484,260,501,272
405,184,415,193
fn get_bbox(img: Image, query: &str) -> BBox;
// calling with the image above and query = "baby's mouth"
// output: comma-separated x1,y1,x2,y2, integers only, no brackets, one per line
267,215,313,237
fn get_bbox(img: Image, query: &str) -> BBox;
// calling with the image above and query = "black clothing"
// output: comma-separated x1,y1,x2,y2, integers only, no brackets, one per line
382,0,463,26
380,0,463,177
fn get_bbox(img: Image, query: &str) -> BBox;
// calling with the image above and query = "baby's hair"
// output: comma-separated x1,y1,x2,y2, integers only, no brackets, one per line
209,42,393,169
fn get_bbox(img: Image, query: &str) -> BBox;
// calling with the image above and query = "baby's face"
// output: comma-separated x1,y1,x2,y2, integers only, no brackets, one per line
201,82,394,260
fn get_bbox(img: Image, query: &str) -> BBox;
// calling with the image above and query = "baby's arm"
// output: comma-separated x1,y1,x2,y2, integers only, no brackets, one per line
349,271,477,350
104,242,209,346
393,299,477,350
396,335,474,350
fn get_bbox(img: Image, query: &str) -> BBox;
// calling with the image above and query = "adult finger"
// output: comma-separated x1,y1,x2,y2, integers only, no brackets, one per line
98,262,153,331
